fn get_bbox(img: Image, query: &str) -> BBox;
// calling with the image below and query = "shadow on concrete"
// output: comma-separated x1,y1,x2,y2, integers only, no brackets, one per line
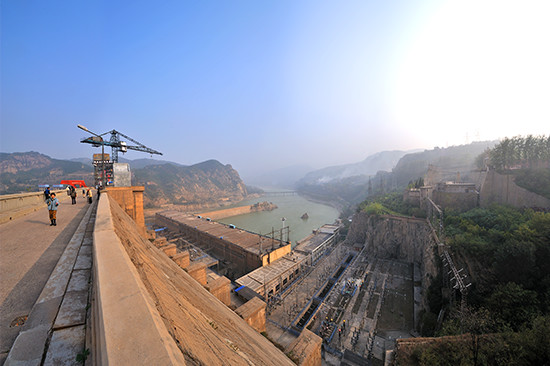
25,220,51,226
0,205,88,361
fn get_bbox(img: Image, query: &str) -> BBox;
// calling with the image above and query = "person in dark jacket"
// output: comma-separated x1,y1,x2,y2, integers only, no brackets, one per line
70,186,77,204
46,192,59,226
86,188,93,204
44,186,51,201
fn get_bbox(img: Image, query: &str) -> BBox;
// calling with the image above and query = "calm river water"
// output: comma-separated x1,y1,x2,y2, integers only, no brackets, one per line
218,191,339,245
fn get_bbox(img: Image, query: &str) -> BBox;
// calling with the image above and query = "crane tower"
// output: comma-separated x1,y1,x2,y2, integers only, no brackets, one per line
79,128,162,187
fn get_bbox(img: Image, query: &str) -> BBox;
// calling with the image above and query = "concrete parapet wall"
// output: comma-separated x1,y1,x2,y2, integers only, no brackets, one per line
285,329,322,366
105,186,146,236
235,297,266,333
0,189,68,223
91,195,186,365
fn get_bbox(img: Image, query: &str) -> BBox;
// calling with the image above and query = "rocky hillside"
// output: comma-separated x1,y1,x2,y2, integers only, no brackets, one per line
0,152,92,194
345,211,438,313
298,142,497,207
298,150,408,185
296,150,408,206
391,141,496,188
133,159,248,208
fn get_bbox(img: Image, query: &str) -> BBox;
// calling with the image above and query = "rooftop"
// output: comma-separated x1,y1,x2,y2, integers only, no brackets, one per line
158,211,290,255
294,232,332,254
236,252,307,293
294,224,339,254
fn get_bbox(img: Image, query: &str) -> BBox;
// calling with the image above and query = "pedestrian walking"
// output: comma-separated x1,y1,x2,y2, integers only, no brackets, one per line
70,186,77,204
46,192,59,226
82,189,86,198
86,188,93,204
44,186,51,201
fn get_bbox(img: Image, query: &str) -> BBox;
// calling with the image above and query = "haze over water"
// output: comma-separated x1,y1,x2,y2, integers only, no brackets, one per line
218,193,339,245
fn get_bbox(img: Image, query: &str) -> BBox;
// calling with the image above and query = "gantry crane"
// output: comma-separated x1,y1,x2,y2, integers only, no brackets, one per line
79,129,163,163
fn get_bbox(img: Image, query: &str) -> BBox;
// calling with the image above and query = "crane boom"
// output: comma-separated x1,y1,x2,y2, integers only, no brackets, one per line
80,129,162,162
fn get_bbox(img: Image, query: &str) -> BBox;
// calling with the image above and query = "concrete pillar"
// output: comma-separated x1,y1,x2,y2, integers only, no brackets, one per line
206,276,231,306
285,329,322,366
153,237,167,248
186,262,207,286
235,297,266,333
172,251,190,269
105,186,146,236
160,244,177,257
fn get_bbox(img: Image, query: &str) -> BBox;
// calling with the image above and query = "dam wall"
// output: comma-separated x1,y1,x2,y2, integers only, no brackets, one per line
103,196,296,365
480,170,550,209
199,205,254,219
92,194,186,364
199,201,277,220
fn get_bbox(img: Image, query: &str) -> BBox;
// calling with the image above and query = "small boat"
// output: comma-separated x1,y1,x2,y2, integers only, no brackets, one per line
301,213,309,220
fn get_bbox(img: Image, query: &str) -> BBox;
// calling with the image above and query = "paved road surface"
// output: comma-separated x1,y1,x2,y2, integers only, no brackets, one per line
0,195,90,364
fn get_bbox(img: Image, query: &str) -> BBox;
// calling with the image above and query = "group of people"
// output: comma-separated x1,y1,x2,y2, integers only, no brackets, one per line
44,185,96,227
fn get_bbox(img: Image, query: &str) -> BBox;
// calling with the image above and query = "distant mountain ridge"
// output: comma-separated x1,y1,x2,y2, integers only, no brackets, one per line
0,152,92,194
390,141,497,188
298,150,411,185
297,142,498,207
69,156,181,169
132,159,248,208
1,153,248,208
243,164,314,189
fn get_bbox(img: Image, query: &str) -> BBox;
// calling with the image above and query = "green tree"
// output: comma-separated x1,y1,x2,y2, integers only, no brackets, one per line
487,282,539,331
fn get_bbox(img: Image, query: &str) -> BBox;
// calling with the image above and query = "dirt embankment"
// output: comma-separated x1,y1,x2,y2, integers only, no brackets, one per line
109,198,294,366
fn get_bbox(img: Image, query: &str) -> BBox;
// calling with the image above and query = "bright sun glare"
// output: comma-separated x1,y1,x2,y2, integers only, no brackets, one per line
392,0,550,145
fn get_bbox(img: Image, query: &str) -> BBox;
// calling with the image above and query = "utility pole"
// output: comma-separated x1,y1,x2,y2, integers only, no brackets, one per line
281,217,287,243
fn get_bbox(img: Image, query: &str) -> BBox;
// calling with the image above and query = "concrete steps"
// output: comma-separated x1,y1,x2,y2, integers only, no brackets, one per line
5,200,96,366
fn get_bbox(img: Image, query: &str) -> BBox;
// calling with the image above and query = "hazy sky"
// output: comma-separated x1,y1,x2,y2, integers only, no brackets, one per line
1,0,548,178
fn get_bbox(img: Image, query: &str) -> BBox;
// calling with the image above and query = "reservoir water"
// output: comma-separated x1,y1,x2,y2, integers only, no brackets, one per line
218,192,339,245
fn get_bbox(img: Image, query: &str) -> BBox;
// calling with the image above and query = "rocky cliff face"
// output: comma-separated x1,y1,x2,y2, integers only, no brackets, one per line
133,159,248,208
346,211,438,311
0,152,53,174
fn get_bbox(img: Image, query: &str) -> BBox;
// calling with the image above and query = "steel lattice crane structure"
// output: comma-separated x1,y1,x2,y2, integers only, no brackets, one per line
79,129,163,163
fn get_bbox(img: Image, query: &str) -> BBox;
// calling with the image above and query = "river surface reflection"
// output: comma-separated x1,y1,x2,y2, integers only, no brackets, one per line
218,192,339,246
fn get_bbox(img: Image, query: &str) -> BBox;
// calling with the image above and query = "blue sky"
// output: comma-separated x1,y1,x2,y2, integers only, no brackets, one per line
1,0,549,179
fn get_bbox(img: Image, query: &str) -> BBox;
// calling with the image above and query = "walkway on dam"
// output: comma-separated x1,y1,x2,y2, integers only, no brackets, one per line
0,195,91,365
